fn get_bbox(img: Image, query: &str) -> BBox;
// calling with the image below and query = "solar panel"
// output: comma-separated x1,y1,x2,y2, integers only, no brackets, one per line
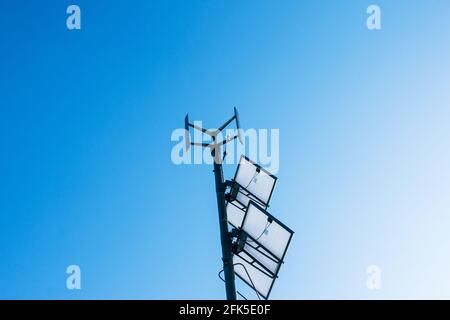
226,156,277,230
233,252,275,300
232,201,294,299
227,201,246,230
238,240,280,275
241,201,293,261
234,156,277,206
226,183,267,229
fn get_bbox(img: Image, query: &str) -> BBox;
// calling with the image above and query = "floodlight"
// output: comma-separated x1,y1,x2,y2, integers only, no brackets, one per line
241,201,293,262
234,156,277,206
233,252,276,300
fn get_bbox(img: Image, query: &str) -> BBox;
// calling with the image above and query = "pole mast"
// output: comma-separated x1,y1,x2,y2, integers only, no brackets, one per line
212,137,237,300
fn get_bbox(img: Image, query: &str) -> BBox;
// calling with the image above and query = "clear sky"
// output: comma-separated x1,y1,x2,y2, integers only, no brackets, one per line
1,0,450,299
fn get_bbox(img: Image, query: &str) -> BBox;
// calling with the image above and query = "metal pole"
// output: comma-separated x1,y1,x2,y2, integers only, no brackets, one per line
212,140,237,300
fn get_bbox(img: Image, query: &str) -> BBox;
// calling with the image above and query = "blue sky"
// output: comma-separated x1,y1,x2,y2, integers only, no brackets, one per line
1,1,450,299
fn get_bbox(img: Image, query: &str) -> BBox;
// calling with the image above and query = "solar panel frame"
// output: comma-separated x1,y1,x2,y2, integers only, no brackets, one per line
226,182,268,229
233,155,277,207
233,201,294,299
233,252,276,300
241,201,294,262
237,236,281,276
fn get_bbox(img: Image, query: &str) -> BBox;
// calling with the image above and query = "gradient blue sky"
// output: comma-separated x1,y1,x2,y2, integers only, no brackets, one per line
1,1,450,299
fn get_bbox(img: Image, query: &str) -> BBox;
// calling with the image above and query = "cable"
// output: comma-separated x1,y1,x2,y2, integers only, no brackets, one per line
218,263,262,300
218,269,248,300
234,263,262,300
246,220,271,244
244,170,260,189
